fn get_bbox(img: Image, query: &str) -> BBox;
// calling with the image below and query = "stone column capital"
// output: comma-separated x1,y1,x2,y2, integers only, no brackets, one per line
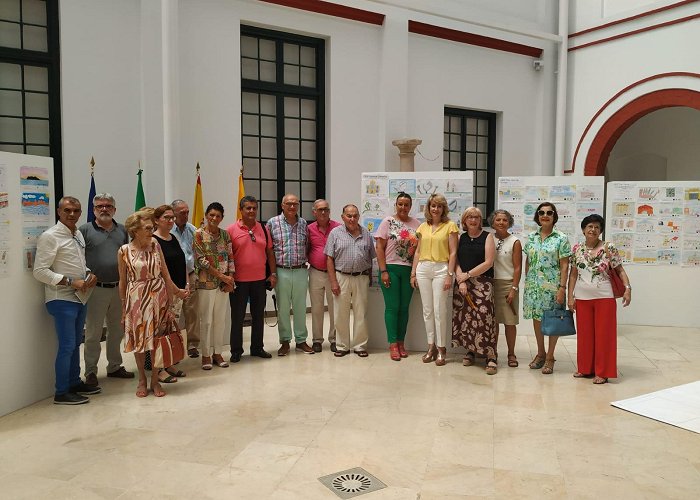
391,138,422,172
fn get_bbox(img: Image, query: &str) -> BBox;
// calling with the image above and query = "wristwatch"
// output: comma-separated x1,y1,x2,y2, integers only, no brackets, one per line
624,284,632,290
447,271,454,276
511,286,519,291
65,277,73,287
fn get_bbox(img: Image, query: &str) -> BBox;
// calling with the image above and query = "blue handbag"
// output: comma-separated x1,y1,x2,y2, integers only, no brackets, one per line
541,306,576,336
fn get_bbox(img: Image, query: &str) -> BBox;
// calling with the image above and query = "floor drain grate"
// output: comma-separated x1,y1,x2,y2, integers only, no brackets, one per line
318,467,386,499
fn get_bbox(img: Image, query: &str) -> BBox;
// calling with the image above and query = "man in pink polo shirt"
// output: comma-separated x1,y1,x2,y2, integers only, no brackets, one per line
227,195,277,362
307,199,341,352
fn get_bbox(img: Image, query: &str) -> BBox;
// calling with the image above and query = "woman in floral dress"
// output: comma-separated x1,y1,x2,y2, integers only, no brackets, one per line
567,214,632,384
375,192,420,361
523,202,571,375
451,207,497,374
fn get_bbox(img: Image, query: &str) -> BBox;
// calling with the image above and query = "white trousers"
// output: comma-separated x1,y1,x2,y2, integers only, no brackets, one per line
415,260,449,348
308,267,335,343
333,273,369,352
197,288,227,357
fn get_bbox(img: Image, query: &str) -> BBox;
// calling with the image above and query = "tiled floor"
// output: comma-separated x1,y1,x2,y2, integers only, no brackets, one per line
1,316,700,499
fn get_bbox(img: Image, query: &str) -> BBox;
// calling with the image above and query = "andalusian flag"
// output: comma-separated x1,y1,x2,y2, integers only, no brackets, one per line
191,163,204,227
86,157,97,222
135,168,146,210
236,167,245,220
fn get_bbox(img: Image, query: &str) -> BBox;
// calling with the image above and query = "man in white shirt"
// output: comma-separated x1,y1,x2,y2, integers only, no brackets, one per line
33,197,100,405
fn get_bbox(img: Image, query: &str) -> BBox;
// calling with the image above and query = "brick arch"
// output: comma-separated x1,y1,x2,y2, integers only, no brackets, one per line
584,89,700,176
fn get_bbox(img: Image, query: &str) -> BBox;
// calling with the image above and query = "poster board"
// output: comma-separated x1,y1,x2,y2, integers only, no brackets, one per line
606,182,699,266
497,176,605,246
0,152,56,416
363,170,472,350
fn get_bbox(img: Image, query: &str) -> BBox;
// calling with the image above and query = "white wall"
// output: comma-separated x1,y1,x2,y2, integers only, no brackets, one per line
607,107,700,181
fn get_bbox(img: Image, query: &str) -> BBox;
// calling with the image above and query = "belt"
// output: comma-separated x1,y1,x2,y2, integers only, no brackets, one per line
96,281,119,288
338,269,370,276
278,264,306,269
309,265,327,273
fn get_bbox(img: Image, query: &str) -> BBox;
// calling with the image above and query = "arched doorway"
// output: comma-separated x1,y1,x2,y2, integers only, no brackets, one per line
584,89,700,176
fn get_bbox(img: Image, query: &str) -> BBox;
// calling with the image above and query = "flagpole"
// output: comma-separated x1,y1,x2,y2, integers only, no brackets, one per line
87,156,97,222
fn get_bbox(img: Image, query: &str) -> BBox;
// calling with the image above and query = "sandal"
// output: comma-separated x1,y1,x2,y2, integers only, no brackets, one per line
462,352,475,366
202,356,213,370
528,354,545,370
507,354,518,368
165,368,186,377
151,382,166,397
354,350,369,358
136,383,148,398
212,355,229,368
157,370,177,384
593,376,608,385
573,372,593,378
485,359,498,375
542,358,556,375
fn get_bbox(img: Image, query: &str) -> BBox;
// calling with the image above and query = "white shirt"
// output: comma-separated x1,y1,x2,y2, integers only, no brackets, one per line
33,221,91,304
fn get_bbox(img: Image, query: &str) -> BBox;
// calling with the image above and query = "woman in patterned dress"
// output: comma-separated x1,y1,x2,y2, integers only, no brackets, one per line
451,207,497,374
375,192,420,361
523,202,571,375
193,202,235,371
567,214,632,384
119,208,189,398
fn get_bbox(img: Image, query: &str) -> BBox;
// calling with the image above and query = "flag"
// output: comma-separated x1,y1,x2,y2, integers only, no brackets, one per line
86,157,97,222
191,163,204,227
236,167,245,220
135,168,146,210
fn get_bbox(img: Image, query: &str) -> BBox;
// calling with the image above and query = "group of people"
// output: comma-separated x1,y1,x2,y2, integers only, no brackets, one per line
34,191,632,405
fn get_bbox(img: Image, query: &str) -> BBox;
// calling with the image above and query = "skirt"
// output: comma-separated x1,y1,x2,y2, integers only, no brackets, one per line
451,276,497,359
493,279,519,326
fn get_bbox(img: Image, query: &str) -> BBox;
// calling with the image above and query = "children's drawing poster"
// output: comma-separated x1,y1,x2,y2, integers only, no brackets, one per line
607,181,700,266
497,176,605,247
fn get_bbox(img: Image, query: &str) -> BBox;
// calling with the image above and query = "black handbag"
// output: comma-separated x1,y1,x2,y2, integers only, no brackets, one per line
541,305,576,336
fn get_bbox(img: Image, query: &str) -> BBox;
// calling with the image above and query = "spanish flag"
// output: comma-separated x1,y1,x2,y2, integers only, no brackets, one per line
191,163,204,227
236,167,245,220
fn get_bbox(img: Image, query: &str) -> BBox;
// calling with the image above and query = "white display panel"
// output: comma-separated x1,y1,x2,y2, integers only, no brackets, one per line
606,182,700,266
497,176,605,247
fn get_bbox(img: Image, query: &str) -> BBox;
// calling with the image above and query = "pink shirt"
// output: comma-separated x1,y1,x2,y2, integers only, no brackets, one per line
375,216,420,266
227,220,272,282
307,219,340,270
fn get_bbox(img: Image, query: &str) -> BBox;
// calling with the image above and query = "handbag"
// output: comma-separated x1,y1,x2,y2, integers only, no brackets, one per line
541,305,576,336
603,243,625,298
153,317,186,368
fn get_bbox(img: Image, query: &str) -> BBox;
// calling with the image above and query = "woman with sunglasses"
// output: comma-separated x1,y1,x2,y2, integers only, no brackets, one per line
119,208,189,397
152,204,189,382
375,192,420,361
193,202,235,370
488,209,522,368
523,202,571,374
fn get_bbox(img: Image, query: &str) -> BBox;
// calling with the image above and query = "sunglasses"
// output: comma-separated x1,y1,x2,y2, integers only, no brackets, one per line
537,210,554,216
248,230,256,242
496,238,504,253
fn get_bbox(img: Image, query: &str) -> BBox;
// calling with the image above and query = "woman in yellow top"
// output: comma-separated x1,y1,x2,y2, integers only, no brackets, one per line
410,193,459,366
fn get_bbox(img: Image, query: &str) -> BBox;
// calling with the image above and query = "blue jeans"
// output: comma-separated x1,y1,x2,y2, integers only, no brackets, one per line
46,300,88,396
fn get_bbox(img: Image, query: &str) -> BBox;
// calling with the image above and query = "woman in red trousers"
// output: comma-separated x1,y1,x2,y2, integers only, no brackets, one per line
567,214,632,384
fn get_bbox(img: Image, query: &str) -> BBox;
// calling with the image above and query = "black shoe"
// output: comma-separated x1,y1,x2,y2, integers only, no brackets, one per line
230,352,242,363
330,342,337,353
70,382,102,395
312,342,322,353
54,392,89,405
250,349,272,359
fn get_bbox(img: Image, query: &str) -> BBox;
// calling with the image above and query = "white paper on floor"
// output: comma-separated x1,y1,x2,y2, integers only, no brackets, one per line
611,380,700,433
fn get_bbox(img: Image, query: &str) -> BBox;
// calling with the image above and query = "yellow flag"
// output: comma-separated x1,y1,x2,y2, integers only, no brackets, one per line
191,164,204,227
236,168,245,220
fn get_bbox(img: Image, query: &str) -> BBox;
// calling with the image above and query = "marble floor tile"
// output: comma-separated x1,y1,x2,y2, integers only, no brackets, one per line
2,315,700,499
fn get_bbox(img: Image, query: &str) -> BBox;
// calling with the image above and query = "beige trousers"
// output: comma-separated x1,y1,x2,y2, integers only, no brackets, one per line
308,267,336,344
333,273,369,352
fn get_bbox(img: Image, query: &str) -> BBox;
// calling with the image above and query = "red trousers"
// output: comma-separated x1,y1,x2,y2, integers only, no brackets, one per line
575,298,617,379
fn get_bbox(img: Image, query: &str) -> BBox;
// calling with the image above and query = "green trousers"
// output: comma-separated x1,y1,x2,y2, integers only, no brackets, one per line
380,264,414,343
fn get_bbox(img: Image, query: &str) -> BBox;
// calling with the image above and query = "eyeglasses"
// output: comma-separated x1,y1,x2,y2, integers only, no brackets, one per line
94,204,114,210
248,229,256,242
466,215,481,220
162,215,176,221
283,202,299,207
141,225,154,232
315,207,330,213
538,210,554,216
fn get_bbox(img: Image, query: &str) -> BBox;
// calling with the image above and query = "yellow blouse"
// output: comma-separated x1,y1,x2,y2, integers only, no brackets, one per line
416,221,459,262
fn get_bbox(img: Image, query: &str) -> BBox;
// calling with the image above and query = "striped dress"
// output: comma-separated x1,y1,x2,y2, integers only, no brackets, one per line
121,240,169,353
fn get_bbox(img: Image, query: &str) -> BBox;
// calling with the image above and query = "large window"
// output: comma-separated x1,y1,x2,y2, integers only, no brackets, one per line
443,107,496,220
0,0,62,195
240,25,325,222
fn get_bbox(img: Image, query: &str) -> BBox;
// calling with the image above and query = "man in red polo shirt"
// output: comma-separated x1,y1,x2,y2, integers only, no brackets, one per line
227,195,277,362
307,199,340,352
